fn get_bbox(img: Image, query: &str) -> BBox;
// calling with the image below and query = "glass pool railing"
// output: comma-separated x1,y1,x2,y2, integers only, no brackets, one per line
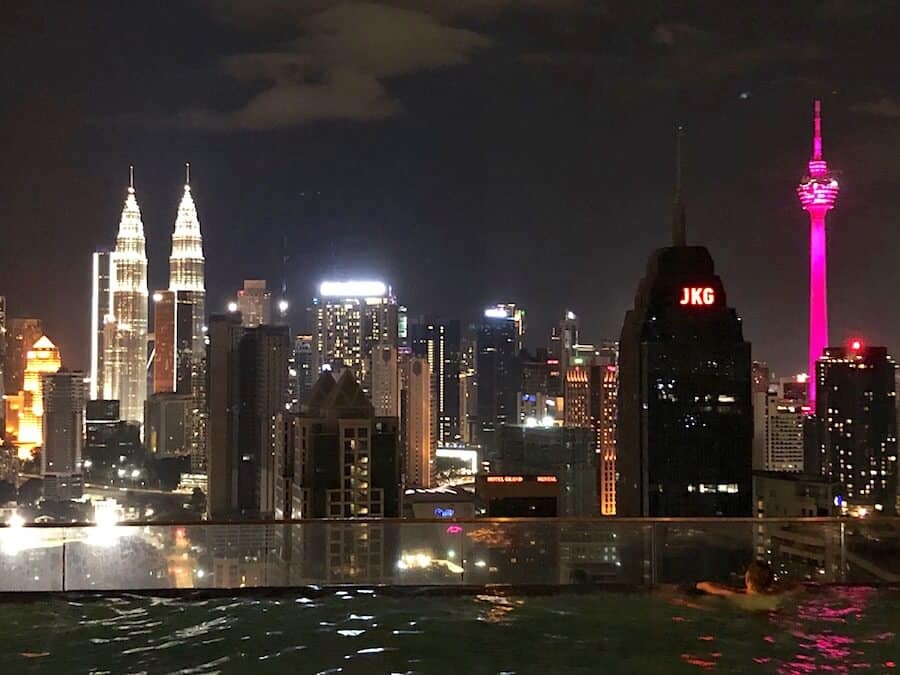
1,518,898,592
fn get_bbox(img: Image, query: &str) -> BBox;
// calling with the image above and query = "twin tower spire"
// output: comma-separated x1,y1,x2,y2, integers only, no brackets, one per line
106,164,205,424
116,163,206,292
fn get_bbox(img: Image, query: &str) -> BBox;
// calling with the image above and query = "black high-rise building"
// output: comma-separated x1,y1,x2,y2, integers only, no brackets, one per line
289,334,315,410
41,369,85,500
83,400,143,486
476,305,523,453
495,424,597,516
520,348,552,398
814,344,897,515
289,369,401,518
207,314,290,520
409,317,461,443
617,209,752,516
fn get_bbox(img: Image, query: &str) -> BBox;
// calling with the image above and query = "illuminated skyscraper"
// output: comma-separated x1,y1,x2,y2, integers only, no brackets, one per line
752,375,808,473
235,280,272,327
291,369,400,519
403,356,432,487
753,386,805,474
89,250,112,399
104,168,149,424
797,100,840,413
152,291,176,393
564,365,591,428
312,280,398,394
814,342,897,515
409,317,461,443
459,335,478,444
152,166,207,399
484,303,526,351
617,139,752,516
17,335,61,454
557,310,579,378
164,166,208,467
371,344,399,417
4,317,42,395
591,361,618,516
168,163,206,357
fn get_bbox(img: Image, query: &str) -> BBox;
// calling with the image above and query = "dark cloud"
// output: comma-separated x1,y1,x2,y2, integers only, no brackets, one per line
181,2,490,129
815,0,897,21
652,22,716,48
213,0,587,22
852,97,900,118
527,14,821,97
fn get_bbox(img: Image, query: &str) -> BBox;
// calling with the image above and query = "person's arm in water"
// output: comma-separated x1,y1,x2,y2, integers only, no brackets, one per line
695,581,742,597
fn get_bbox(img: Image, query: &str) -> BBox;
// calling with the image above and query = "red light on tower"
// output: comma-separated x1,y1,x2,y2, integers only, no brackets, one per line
849,339,863,352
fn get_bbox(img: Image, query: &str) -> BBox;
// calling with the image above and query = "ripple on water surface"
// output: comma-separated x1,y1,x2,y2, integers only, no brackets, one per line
0,586,896,673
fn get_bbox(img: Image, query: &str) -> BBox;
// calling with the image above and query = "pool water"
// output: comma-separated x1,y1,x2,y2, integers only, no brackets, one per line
0,587,896,673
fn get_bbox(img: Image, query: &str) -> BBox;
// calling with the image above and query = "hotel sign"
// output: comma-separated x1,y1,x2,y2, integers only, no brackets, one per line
485,475,557,483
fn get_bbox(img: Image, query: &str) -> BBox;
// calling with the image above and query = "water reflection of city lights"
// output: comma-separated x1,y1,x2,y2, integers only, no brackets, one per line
396,551,464,574
87,504,128,547
17,445,36,462
476,594,522,624
466,526,510,547
1,513,31,555
397,553,431,569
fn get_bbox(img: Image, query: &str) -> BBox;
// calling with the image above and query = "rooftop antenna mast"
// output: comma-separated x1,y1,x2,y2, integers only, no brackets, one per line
281,233,289,299
672,124,686,247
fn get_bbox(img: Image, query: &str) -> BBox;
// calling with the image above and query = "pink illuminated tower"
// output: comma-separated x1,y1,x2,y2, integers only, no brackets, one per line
796,100,839,412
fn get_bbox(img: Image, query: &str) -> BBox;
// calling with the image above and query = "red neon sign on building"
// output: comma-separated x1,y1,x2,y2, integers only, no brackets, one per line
679,287,715,306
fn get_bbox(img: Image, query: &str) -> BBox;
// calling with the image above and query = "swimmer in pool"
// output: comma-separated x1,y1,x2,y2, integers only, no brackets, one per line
695,561,791,611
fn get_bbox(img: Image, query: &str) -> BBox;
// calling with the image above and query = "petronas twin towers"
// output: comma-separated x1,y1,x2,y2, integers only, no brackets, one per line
94,165,205,426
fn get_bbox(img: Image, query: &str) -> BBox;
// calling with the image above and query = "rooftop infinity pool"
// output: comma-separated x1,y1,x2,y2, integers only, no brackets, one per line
0,586,896,673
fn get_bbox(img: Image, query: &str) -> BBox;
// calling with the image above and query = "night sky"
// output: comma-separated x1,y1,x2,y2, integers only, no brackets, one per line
1,1,898,376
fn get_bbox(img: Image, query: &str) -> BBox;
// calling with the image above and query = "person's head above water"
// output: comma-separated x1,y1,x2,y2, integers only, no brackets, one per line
744,560,774,594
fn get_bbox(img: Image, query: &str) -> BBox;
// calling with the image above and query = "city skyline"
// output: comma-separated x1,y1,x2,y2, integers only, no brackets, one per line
1,2,898,379
1,125,895,384
0,5,898,668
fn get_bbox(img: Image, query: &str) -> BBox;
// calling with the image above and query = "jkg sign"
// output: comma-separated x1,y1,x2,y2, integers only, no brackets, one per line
679,287,715,306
